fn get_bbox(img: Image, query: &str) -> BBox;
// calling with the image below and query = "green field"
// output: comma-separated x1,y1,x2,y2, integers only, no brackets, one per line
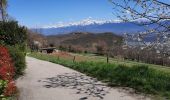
70,52,170,72
28,52,170,99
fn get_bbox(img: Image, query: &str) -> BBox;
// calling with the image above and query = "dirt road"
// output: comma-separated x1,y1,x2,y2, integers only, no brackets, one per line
16,57,150,100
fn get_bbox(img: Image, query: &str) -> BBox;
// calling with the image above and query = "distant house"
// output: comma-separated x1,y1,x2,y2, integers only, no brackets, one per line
40,47,56,54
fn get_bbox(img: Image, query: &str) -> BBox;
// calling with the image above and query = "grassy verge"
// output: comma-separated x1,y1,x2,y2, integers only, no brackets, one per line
71,53,170,71
28,52,170,99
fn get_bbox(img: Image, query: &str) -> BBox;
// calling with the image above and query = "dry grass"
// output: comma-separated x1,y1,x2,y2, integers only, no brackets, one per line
51,51,94,62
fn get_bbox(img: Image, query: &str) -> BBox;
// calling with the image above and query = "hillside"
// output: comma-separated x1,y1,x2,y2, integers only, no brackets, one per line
27,31,48,48
47,32,123,52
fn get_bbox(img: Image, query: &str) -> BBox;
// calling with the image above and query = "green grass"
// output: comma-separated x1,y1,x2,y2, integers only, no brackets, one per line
28,52,170,99
71,53,170,72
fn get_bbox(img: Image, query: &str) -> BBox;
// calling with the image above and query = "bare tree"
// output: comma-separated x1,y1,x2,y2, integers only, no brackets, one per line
109,0,170,44
109,0,170,29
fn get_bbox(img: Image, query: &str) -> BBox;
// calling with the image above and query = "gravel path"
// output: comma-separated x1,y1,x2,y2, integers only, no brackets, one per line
16,57,150,100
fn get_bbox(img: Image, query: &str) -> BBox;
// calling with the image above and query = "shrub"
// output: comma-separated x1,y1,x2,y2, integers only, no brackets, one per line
0,21,27,47
0,46,15,80
0,20,27,78
0,45,16,98
0,20,27,99
7,45,26,78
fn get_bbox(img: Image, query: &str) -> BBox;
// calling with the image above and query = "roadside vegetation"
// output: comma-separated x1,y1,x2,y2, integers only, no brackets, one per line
0,21,27,99
0,46,17,100
0,0,27,99
0,17,27,100
29,52,170,99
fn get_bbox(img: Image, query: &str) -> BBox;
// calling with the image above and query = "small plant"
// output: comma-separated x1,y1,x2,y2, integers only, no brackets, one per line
0,80,7,96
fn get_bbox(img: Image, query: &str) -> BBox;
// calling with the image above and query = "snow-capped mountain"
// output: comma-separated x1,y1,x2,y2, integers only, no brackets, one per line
31,18,157,36
41,18,122,28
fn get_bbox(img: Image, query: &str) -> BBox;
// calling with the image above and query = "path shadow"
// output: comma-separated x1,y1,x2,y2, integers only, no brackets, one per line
38,72,110,100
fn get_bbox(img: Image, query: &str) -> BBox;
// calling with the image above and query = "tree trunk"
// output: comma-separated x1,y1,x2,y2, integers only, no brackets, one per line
0,0,5,21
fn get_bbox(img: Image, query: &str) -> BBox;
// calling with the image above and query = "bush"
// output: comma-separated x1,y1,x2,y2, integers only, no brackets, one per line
0,20,27,78
0,20,27,99
7,45,26,78
0,21,27,47
0,46,16,98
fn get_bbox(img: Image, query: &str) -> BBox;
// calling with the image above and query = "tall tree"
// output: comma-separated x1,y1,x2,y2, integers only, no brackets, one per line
0,0,7,21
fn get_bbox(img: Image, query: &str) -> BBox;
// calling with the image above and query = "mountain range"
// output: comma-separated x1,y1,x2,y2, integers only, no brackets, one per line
32,18,152,36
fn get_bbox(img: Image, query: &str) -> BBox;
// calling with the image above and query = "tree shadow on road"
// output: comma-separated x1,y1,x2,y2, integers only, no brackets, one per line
38,72,111,100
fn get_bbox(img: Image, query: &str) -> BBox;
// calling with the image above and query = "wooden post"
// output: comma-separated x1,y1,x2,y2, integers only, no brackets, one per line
73,56,76,62
57,56,59,60
107,54,109,63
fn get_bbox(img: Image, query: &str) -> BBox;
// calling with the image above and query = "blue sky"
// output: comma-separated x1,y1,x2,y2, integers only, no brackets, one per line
8,0,115,28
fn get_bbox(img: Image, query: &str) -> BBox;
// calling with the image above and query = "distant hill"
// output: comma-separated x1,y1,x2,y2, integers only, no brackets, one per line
47,32,123,52
27,31,48,48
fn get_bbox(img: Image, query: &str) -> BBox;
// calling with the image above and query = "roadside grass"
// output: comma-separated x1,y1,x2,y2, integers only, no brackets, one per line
28,52,170,99
72,52,166,67
53,51,170,72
